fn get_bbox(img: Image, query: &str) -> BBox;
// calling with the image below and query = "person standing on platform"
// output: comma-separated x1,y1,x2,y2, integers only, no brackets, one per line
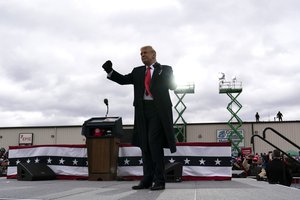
255,112,260,122
101,45,177,190
277,111,283,121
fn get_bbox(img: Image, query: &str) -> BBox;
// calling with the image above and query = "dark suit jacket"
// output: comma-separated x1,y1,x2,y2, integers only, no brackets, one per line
108,62,177,153
266,158,292,186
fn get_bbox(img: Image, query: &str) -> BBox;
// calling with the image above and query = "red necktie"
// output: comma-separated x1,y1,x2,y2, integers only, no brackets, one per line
145,66,152,96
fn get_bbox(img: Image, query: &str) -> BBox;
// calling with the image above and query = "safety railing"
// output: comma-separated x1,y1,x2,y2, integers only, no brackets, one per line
262,127,300,150
251,134,300,166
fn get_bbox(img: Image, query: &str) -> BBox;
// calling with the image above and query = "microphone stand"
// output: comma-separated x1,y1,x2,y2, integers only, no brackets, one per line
105,104,109,118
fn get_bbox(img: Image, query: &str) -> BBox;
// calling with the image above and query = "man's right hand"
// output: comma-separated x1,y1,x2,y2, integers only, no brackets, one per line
102,60,113,73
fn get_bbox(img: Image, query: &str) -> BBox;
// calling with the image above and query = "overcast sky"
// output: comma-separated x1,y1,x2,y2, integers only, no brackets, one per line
0,0,300,127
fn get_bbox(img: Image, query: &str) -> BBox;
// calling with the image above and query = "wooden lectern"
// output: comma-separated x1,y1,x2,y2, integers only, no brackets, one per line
82,117,123,181
86,137,120,181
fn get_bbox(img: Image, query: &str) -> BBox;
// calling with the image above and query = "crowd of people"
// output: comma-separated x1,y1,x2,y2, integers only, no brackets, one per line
0,147,8,176
232,149,300,186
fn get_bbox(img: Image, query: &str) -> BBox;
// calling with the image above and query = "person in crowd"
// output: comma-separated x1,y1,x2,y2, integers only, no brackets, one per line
0,148,8,176
231,155,248,178
0,148,5,157
266,149,292,186
101,46,177,190
284,154,300,177
232,156,243,170
242,154,262,177
256,152,271,181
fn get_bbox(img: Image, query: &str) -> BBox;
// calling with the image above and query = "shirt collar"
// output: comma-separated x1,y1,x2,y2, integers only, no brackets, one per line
147,63,155,70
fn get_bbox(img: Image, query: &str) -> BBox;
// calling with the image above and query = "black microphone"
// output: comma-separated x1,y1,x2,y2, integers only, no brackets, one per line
104,98,108,106
104,98,109,117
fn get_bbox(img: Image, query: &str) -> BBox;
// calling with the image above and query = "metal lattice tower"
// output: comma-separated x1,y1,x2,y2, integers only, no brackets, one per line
174,83,195,142
219,73,243,155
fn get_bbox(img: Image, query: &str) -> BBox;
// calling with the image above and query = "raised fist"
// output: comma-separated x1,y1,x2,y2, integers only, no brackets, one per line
102,60,113,73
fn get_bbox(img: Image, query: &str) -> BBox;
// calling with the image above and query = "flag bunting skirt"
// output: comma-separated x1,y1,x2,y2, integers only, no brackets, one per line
7,142,232,180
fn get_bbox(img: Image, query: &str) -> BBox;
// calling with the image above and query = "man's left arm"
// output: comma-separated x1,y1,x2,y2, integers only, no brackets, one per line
161,65,177,91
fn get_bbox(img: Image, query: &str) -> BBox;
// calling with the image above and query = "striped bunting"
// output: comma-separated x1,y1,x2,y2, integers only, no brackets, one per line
7,145,88,178
117,143,232,179
7,143,232,180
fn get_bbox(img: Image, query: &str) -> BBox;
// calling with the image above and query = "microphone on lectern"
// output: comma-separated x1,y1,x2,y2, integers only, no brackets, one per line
104,98,109,117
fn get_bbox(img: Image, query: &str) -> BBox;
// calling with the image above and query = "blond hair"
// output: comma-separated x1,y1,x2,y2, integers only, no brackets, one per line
141,46,156,55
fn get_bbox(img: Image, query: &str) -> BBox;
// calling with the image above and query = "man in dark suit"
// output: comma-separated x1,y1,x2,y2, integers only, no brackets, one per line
266,149,292,186
102,45,177,190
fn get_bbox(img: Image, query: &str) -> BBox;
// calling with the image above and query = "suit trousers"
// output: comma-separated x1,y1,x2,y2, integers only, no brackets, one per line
141,100,165,185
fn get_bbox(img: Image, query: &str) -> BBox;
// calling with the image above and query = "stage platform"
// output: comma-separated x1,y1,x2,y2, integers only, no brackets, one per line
0,177,299,200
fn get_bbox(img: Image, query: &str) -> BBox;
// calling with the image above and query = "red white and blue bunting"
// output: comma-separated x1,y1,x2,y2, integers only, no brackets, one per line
118,143,232,180
7,143,232,180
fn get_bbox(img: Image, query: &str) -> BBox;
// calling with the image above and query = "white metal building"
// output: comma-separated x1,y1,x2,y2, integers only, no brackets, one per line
0,121,299,155
186,121,300,154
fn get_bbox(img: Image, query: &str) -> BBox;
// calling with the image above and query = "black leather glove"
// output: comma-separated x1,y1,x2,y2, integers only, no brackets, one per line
102,60,113,73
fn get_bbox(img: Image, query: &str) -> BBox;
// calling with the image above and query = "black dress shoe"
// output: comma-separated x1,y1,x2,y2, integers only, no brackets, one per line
132,183,151,190
150,183,165,190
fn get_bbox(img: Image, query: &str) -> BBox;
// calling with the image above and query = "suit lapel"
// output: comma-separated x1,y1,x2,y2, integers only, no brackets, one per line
141,66,147,90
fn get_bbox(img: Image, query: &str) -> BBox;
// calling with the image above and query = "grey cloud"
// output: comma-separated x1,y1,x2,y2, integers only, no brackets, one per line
1,0,300,126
